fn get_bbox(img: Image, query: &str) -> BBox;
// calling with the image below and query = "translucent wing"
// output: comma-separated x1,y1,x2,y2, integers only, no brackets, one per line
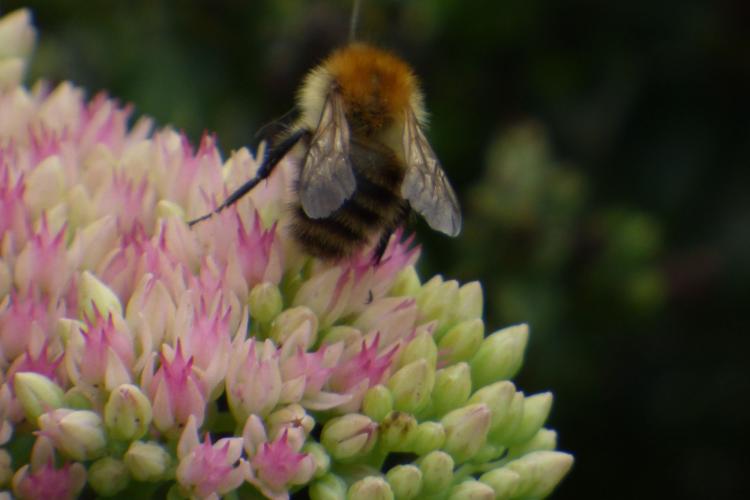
401,108,462,236
299,90,356,218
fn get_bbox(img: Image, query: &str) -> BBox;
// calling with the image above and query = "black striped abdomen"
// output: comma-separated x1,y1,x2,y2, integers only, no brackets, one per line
291,138,405,260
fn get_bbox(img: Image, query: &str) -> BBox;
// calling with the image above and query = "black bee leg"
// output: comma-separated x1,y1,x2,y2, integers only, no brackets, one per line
188,129,309,226
372,204,411,265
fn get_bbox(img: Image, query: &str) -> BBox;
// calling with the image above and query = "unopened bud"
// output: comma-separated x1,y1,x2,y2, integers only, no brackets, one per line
431,363,471,417
88,457,129,496
447,480,495,500
269,306,318,348
379,412,417,452
479,467,521,498
124,441,171,482
389,266,421,297
104,384,152,441
37,409,106,461
78,270,123,321
437,319,483,364
418,451,454,494
440,403,491,463
507,392,552,445
13,372,64,423
387,359,434,414
504,451,573,498
397,331,437,369
386,464,422,500
412,422,446,456
309,473,347,500
362,385,393,422
507,428,557,459
302,441,330,479
249,282,283,324
321,414,378,461
470,324,528,389
347,476,393,500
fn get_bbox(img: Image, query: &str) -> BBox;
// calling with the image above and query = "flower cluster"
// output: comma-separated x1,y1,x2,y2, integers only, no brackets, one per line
0,9,572,500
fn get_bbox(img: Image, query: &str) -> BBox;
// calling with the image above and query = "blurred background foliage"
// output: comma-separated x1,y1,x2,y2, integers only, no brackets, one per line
5,0,748,498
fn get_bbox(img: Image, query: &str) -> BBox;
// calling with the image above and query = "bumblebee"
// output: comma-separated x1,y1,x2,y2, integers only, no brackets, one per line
190,43,461,262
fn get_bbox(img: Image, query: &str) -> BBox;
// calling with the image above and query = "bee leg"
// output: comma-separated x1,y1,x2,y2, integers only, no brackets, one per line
188,128,310,226
372,204,411,265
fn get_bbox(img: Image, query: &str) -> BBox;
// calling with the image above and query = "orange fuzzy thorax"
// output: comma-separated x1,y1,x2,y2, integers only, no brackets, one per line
296,43,426,142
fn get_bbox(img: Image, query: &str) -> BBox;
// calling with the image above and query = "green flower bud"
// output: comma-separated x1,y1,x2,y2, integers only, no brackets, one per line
479,467,521,499
156,199,184,219
63,387,94,410
0,449,11,486
447,480,495,500
412,422,446,456
504,451,573,498
440,403,491,463
13,372,64,423
470,324,528,389
362,385,393,422
385,464,422,500
269,305,318,347
387,359,434,414
88,457,129,496
431,363,472,417
469,443,505,464
124,441,171,482
389,266,421,297
437,319,483,363
78,270,123,320
320,325,361,347
303,441,331,479
347,476,393,500
456,281,483,322
321,414,378,461
397,331,437,370
104,384,152,441
379,412,417,452
488,391,525,445
267,403,315,437
418,451,454,494
37,409,106,461
416,276,459,326
468,381,517,441
507,392,553,445
56,318,85,344
507,428,557,460
310,473,347,500
248,282,283,324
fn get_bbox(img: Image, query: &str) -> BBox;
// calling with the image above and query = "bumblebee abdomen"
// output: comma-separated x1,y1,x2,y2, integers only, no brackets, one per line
291,138,405,260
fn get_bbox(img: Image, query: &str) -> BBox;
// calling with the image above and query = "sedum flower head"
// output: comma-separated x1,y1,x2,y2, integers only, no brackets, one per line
0,9,572,499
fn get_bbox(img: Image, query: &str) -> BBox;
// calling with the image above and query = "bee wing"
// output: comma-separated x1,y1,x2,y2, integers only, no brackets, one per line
299,90,356,218
401,109,462,236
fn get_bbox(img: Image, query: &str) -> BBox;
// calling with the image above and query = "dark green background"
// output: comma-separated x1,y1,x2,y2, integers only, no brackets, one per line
6,1,748,498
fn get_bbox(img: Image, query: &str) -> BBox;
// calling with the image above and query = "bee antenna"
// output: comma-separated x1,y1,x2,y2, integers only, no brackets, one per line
349,0,363,42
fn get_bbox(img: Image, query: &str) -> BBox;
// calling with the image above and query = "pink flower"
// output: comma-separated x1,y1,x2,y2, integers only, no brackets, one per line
174,297,232,398
248,428,315,499
0,156,31,249
292,231,419,328
280,344,350,410
225,338,281,422
142,341,206,436
176,415,249,500
0,290,52,364
328,333,399,412
64,309,134,392
12,437,85,500
14,215,70,300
